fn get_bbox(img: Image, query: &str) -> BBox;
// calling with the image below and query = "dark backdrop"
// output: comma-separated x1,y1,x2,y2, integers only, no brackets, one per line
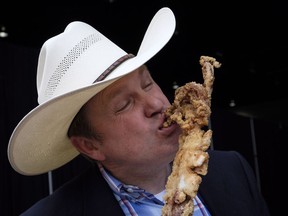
0,36,285,215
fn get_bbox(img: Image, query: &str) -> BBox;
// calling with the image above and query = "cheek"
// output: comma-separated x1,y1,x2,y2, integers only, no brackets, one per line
103,128,142,158
103,116,144,139
119,118,147,139
109,118,148,148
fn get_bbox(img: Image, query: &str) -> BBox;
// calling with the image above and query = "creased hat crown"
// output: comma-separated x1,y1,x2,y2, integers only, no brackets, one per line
37,21,127,104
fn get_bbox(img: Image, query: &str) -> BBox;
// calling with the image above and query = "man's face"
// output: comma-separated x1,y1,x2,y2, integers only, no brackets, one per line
84,65,181,172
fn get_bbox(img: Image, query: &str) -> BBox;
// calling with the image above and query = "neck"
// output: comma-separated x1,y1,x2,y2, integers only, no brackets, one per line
103,163,172,194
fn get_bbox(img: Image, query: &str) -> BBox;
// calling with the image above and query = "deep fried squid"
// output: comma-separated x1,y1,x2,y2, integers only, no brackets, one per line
162,56,221,216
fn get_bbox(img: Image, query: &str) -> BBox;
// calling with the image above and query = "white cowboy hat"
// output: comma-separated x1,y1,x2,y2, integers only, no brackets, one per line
7,7,176,176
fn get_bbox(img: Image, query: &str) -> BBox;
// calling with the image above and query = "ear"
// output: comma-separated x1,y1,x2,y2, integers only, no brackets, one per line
70,136,105,161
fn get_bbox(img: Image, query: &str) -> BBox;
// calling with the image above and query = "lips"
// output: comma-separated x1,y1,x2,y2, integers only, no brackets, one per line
159,110,171,128
159,121,179,137
159,118,166,130
158,109,179,136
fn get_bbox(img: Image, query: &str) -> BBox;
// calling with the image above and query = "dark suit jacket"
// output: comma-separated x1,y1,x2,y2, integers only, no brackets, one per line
21,150,271,216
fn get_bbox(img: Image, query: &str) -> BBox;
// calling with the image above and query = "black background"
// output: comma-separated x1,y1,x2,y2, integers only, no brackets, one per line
1,1,286,215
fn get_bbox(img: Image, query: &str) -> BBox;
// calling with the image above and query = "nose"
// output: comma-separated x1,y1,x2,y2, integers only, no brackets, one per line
143,93,169,118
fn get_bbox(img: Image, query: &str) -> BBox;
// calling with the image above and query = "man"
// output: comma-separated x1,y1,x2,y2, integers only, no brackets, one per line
8,7,270,216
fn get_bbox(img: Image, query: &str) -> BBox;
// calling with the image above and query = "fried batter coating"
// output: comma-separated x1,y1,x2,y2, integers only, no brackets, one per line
162,56,221,216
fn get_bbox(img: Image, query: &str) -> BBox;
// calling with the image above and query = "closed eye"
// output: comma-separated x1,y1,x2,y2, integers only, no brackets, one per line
143,81,153,91
115,98,132,113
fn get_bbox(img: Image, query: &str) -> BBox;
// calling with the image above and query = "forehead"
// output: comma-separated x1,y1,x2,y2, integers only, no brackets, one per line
105,65,149,90
87,65,149,104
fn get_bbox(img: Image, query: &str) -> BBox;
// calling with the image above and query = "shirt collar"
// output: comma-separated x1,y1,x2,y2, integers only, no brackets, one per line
97,162,163,205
